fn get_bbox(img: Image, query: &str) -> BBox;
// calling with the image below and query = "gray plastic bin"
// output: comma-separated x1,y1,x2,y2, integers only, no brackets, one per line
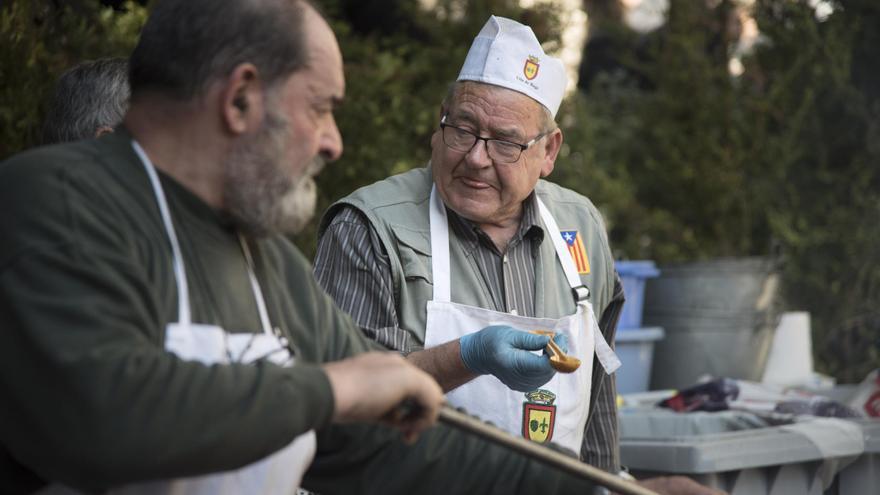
619,409,875,495
827,420,880,495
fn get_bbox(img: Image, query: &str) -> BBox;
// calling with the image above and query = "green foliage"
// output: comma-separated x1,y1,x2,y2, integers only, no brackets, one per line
0,0,147,157
576,0,763,261
577,0,879,381
744,0,880,382
1,0,875,380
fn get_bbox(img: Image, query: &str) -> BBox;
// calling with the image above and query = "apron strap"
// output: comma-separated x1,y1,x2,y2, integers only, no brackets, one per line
133,140,191,326
580,301,621,374
535,197,590,302
431,190,593,305
428,187,620,374
238,234,275,337
539,195,621,374
133,140,276,337
429,185,452,303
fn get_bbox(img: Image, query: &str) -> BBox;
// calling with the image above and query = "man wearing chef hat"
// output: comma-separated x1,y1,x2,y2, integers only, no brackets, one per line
317,18,724,493
316,15,626,471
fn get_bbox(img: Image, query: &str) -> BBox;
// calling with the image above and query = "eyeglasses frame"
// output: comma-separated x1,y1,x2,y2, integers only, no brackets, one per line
438,114,552,163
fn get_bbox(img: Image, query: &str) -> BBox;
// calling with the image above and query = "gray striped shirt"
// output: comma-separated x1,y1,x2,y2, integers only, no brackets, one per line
314,198,625,471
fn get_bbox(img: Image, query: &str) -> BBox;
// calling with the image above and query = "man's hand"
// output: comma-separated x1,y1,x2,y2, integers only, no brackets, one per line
459,325,557,392
323,352,443,443
632,476,728,495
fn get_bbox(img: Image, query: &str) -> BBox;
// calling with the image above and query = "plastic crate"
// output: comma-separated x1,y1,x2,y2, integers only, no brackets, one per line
619,408,876,495
827,420,880,495
615,260,660,329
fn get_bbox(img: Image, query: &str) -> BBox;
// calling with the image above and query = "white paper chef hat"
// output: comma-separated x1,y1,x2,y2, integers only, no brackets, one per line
457,16,566,117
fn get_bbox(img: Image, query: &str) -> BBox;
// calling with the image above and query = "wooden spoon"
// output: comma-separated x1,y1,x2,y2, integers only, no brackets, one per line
531,330,581,373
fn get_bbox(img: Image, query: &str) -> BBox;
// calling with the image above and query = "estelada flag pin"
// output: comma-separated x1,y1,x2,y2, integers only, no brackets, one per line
560,230,591,275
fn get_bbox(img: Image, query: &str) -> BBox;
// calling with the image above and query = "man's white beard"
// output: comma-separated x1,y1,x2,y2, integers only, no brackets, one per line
277,157,323,234
223,108,324,237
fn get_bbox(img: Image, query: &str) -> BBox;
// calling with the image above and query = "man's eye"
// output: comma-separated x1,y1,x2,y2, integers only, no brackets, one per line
494,141,519,151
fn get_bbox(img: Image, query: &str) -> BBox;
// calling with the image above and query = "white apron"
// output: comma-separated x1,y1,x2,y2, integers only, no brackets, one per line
423,186,620,453
40,142,316,495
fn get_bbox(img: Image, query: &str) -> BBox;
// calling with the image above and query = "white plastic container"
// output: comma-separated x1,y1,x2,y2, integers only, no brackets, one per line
762,311,815,387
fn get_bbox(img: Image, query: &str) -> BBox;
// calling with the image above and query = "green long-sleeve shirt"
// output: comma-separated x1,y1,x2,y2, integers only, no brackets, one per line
0,129,597,494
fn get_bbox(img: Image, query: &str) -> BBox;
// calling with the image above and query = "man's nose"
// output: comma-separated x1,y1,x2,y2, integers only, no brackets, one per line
464,138,492,168
320,118,343,162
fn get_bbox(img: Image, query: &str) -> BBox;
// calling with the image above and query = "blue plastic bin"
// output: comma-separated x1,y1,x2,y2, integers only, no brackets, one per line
615,327,665,394
615,260,660,329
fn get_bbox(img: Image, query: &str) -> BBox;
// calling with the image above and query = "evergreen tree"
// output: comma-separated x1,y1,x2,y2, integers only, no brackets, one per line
576,0,879,380
2,0,874,379
745,0,880,381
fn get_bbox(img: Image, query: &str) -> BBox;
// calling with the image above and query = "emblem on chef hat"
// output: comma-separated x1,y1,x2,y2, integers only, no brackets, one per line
457,16,566,117
524,55,540,80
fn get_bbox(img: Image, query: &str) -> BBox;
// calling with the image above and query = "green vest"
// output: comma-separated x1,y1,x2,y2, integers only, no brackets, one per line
322,167,616,347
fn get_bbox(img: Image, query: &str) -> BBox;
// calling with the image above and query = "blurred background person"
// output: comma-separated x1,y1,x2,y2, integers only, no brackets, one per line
41,57,129,144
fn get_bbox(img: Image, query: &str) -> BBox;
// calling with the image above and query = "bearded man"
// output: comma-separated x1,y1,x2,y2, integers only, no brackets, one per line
0,0,449,492
315,15,724,495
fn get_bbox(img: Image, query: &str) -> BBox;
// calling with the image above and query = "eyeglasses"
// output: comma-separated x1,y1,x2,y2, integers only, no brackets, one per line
439,115,551,163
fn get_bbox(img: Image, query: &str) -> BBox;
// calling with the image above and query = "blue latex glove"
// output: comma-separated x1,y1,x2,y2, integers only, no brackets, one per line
459,325,557,392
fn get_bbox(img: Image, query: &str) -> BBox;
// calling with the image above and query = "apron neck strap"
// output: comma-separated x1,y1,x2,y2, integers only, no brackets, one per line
132,140,274,334
429,185,452,303
535,197,591,303
429,187,591,305
133,140,191,326
237,234,275,336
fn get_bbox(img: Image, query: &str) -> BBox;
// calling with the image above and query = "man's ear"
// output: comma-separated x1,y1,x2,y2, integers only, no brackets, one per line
539,128,563,177
221,63,265,135
94,125,114,138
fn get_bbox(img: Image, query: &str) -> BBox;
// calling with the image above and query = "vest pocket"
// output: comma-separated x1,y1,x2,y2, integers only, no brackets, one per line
391,225,432,284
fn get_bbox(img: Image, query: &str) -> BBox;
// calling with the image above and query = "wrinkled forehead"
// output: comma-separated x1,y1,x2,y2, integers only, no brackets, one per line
446,81,545,134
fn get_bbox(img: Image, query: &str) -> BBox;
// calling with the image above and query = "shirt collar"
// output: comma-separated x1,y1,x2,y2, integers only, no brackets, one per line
446,192,545,255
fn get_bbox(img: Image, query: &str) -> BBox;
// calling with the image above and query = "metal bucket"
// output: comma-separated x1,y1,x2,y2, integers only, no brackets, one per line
644,257,781,390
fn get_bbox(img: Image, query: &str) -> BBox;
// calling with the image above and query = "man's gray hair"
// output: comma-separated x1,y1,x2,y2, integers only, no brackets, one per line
129,0,317,101
442,81,557,134
42,58,130,144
